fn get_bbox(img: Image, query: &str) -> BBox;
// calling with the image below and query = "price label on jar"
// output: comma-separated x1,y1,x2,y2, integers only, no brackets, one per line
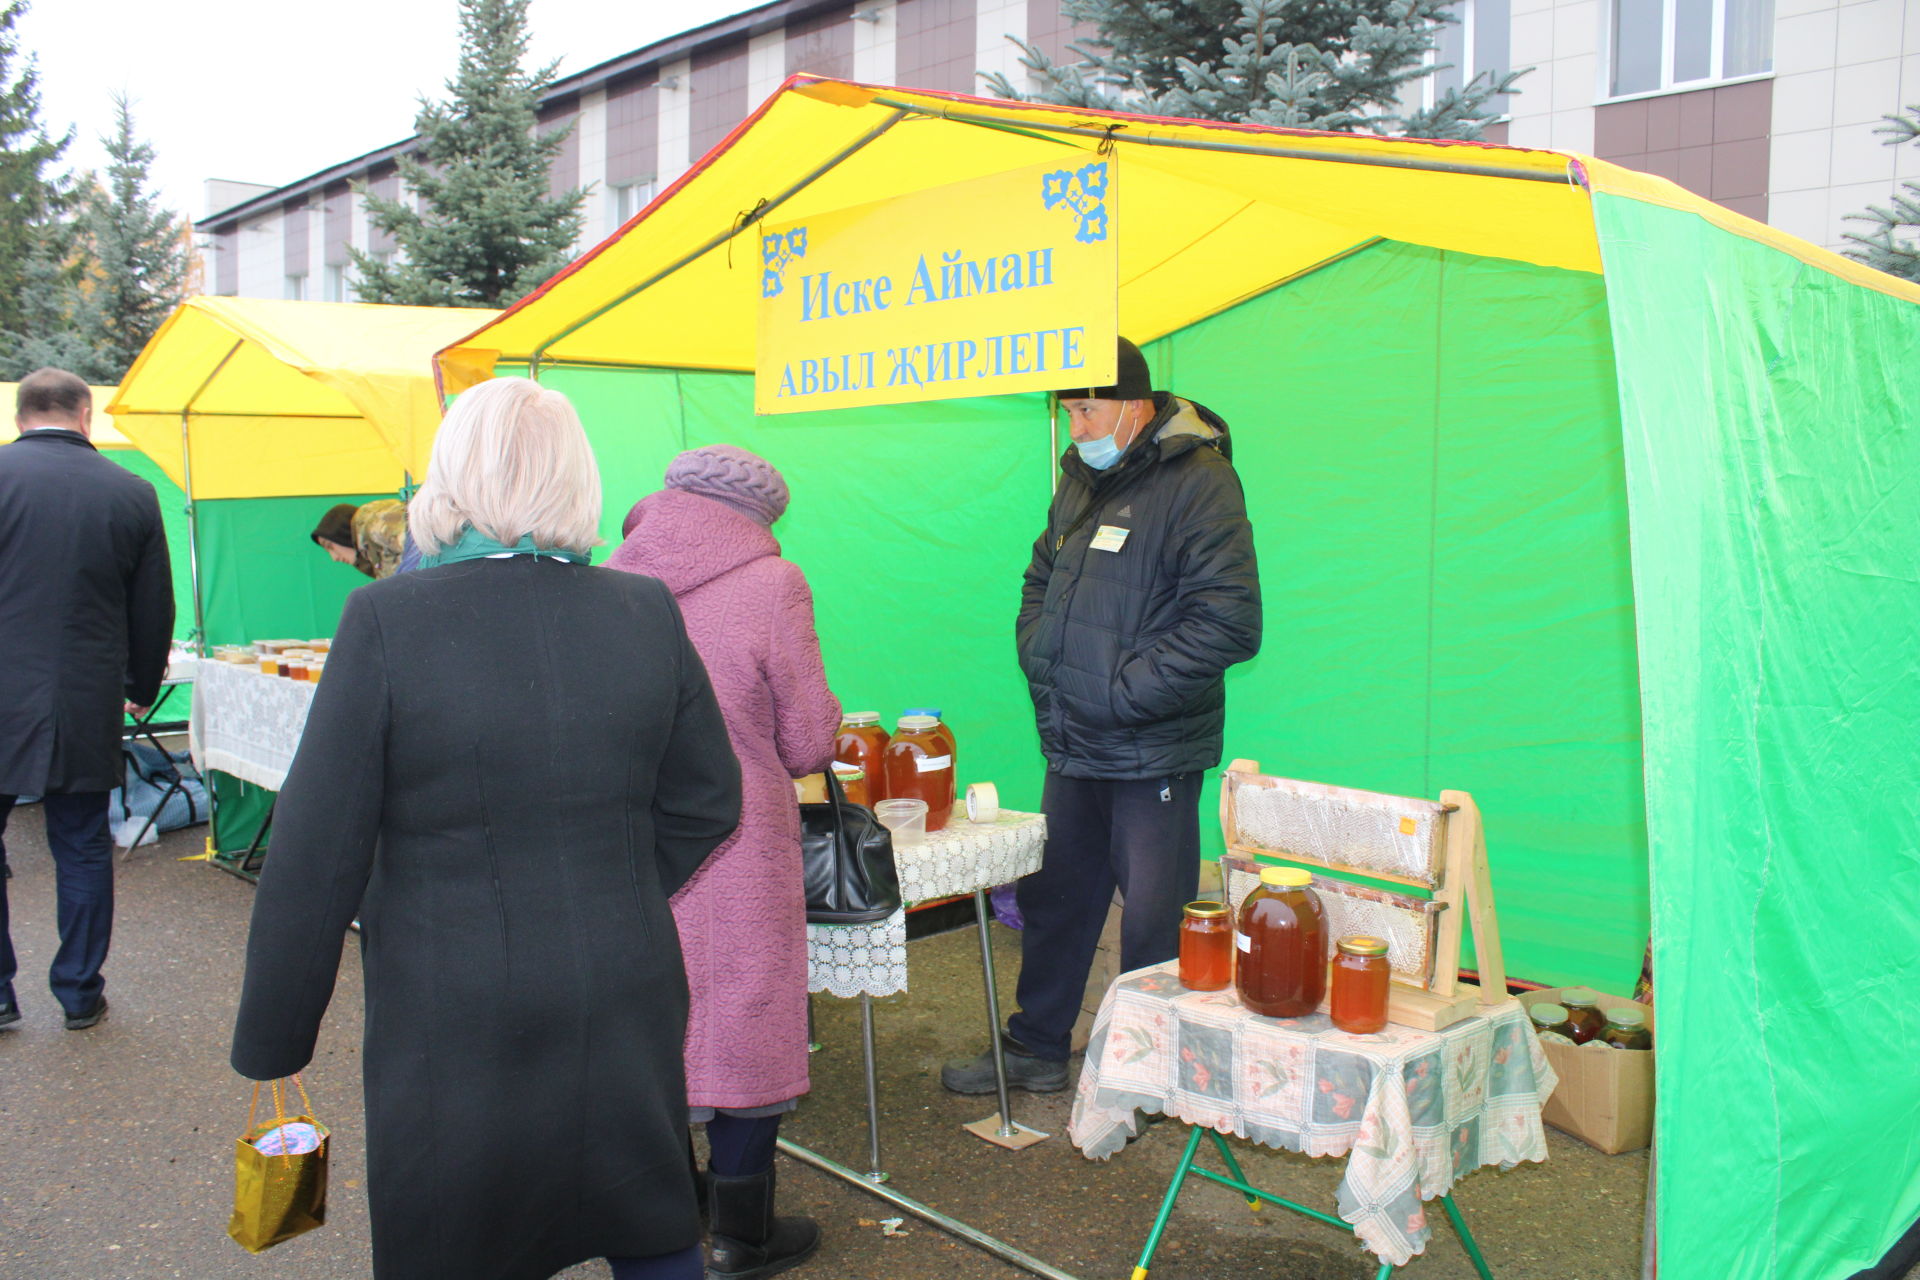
915,754,952,772
1236,930,1251,953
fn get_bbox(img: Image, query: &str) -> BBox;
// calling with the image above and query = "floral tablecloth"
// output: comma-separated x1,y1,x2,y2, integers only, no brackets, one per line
188,660,317,791
1070,963,1556,1266
807,809,1046,999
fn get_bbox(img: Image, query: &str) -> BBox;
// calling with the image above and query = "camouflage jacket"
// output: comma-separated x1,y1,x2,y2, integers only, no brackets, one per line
351,499,408,580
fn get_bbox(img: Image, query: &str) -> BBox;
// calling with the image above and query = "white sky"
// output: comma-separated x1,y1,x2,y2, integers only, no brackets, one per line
18,0,760,222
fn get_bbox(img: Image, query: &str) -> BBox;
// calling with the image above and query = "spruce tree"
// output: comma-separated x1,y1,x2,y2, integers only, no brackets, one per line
983,0,1524,140
0,0,75,337
1841,106,1920,282
351,0,585,308
81,93,188,379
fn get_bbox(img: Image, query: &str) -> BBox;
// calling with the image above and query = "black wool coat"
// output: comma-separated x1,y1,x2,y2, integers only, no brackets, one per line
0,429,174,795
1018,394,1262,779
230,557,742,1280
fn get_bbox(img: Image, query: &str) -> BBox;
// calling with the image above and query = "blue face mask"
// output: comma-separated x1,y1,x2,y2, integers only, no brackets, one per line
1074,432,1123,471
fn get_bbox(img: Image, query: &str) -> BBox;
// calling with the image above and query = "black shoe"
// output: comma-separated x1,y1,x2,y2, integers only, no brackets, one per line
63,997,108,1030
706,1165,821,1280
939,1035,1069,1095
0,1000,18,1029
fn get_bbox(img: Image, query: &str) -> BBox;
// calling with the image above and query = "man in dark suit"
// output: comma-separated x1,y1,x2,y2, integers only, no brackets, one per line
0,368,174,1031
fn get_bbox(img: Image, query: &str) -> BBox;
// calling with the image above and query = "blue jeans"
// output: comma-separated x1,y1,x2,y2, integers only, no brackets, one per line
0,792,114,1017
1007,772,1202,1061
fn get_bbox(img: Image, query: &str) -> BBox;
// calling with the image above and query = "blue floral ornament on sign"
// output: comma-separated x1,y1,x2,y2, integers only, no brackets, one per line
762,227,808,299
1041,160,1110,244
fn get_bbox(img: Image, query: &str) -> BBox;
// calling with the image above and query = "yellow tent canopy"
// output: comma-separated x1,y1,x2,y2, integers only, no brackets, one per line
0,385,131,447
111,297,498,500
438,75,1919,386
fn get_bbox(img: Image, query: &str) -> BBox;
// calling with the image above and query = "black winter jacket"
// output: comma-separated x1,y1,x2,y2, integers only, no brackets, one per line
0,429,174,795
1017,394,1261,779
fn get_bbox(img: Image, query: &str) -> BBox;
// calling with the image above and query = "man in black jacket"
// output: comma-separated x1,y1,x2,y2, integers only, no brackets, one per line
944,337,1261,1093
0,369,174,1031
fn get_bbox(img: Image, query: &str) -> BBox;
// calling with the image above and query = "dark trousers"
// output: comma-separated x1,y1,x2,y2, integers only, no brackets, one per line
1007,771,1202,1061
0,792,114,1016
607,1245,702,1280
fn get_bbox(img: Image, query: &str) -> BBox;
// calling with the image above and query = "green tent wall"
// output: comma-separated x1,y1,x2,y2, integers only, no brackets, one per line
532,238,1647,995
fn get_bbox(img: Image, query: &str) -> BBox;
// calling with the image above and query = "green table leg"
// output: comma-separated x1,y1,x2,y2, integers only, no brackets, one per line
1204,1128,1265,1213
1131,1123,1205,1280
1374,1262,1394,1280
1440,1193,1495,1280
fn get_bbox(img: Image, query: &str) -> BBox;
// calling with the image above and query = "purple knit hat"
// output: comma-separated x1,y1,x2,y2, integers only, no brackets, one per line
663,444,789,526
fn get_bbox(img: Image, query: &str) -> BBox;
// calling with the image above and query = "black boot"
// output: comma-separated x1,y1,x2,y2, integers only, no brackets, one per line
706,1164,821,1280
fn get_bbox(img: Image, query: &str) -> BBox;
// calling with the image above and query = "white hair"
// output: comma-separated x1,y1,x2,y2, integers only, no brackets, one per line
410,377,602,557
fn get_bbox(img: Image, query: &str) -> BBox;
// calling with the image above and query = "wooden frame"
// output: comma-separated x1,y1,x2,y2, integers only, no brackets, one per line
1219,759,1507,1031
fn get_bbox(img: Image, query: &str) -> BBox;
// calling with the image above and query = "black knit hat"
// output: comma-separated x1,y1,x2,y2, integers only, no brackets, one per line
1059,337,1152,401
311,503,357,550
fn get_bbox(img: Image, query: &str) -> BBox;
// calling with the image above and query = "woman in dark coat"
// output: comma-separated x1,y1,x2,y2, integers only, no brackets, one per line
230,377,742,1280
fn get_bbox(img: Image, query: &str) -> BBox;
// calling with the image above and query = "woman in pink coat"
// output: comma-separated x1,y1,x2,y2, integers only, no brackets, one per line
608,445,840,1280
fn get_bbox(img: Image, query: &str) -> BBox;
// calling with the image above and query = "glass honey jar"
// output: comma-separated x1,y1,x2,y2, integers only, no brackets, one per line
1560,988,1608,1045
1178,901,1232,991
1601,1006,1652,1051
1528,1002,1575,1040
1234,866,1327,1018
1330,935,1390,1034
880,715,953,831
832,712,889,810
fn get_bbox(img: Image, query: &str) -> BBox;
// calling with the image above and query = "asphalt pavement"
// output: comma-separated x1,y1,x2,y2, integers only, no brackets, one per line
0,812,1652,1280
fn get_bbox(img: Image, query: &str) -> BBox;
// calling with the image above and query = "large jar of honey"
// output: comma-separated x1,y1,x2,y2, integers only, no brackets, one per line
1329,935,1390,1034
1601,1007,1652,1050
1233,866,1327,1018
900,707,956,817
832,712,889,809
880,715,954,832
1178,901,1232,991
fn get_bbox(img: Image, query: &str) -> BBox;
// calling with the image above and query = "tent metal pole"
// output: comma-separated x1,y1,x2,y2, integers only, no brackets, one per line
174,338,243,651
774,1139,1083,1280
863,94,1578,185
527,108,913,368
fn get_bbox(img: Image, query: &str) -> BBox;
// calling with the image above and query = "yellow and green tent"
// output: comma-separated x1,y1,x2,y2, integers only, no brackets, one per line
108,296,497,847
438,78,1918,1279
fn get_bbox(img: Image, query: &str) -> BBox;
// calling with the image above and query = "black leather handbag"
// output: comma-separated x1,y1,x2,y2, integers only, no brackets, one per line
800,771,902,925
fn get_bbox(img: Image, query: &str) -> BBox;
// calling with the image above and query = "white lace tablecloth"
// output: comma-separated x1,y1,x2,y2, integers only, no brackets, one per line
188,660,317,791
807,809,1046,999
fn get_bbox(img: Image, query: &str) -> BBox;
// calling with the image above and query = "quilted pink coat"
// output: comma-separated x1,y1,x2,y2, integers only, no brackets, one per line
608,488,841,1108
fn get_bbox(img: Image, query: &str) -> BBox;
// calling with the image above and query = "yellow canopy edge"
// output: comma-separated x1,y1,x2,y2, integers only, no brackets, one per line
0,385,130,447
440,76,1920,389
438,75,1602,387
109,297,498,499
1580,157,1920,306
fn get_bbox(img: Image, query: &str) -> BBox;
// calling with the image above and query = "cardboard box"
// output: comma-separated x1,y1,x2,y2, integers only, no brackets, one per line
1530,986,1656,1155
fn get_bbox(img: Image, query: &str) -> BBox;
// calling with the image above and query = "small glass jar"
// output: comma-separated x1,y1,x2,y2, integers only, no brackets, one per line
1560,988,1608,1044
1329,935,1390,1034
1528,1002,1576,1040
285,659,310,682
1600,1006,1652,1051
257,654,281,677
1178,901,1233,991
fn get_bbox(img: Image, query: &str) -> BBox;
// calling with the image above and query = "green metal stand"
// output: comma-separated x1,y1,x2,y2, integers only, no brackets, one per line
1130,1123,1495,1280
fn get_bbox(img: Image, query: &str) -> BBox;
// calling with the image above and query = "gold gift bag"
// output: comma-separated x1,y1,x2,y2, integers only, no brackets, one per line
228,1076,330,1254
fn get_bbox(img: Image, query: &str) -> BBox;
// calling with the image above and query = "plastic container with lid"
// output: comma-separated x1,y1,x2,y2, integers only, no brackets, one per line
832,712,890,810
1600,1006,1652,1051
880,714,954,831
1178,901,1232,991
1559,987,1608,1045
1329,935,1390,1034
1233,866,1327,1018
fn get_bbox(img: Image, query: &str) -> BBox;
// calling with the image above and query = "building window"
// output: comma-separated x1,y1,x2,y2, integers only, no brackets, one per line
284,273,307,301
1423,0,1513,117
1610,0,1774,98
610,179,655,226
324,263,348,303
